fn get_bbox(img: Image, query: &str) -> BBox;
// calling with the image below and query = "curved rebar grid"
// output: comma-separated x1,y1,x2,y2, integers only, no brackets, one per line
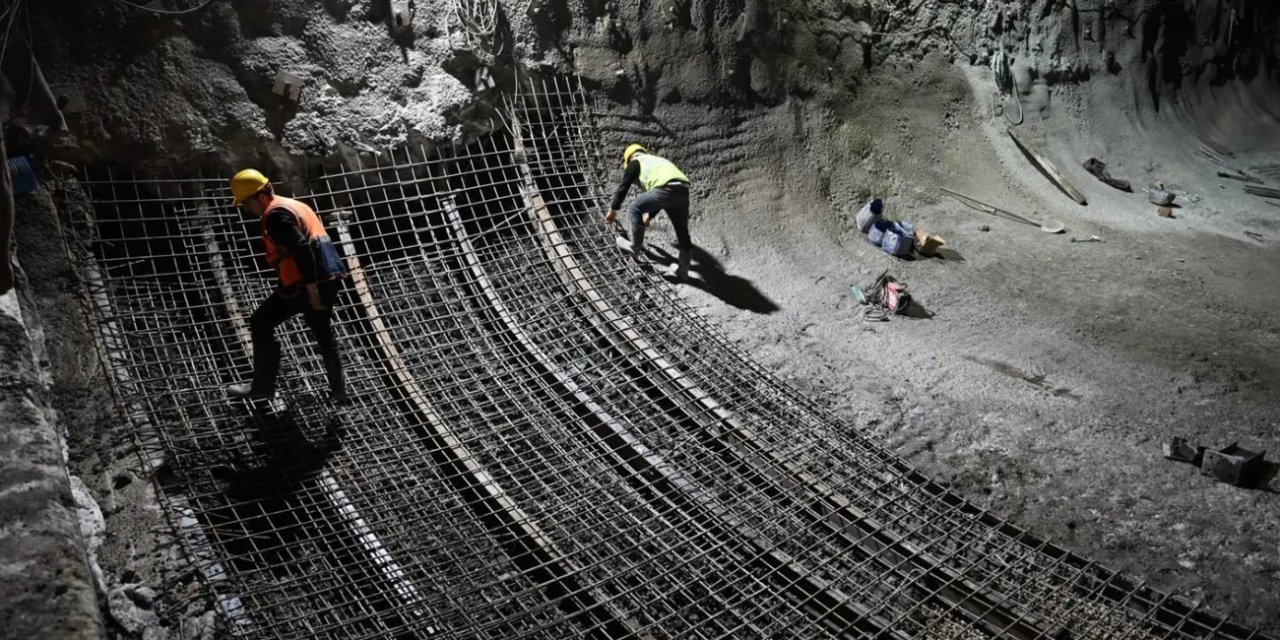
507,76,1275,640
57,75,1275,640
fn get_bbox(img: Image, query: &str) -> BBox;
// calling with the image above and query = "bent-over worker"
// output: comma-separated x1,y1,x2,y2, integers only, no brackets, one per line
605,144,693,282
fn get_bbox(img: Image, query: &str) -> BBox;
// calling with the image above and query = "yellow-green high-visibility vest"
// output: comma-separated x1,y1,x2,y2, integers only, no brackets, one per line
636,154,690,191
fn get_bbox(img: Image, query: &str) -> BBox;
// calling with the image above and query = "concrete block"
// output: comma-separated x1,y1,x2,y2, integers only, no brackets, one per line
1200,444,1265,486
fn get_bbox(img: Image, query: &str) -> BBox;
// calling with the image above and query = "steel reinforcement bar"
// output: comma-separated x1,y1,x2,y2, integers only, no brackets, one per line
503,109,1068,640
510,75,1272,640
56,73,1276,640
444,195,910,639
331,214,642,639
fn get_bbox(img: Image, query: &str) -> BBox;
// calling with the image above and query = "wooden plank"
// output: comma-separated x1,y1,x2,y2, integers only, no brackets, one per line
1244,185,1280,200
1217,171,1263,185
1008,131,1088,205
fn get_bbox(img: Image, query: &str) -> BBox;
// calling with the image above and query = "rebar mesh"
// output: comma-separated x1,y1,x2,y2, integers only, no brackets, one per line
55,75,1274,640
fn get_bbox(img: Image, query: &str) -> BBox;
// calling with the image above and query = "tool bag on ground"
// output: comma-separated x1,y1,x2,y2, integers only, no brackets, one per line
852,271,912,318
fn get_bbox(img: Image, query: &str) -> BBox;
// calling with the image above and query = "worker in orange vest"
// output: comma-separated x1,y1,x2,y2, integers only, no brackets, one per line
227,169,349,403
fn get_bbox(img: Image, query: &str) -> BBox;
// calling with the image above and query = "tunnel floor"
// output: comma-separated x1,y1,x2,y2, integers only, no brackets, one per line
59,77,1277,640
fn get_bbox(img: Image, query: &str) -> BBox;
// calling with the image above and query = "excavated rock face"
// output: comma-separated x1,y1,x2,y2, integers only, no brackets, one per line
26,1,1279,167
30,0,474,172
560,0,1279,141
13,0,1280,637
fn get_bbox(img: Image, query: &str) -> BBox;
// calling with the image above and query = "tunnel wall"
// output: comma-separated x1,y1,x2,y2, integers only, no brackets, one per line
47,78,1276,640
0,251,104,640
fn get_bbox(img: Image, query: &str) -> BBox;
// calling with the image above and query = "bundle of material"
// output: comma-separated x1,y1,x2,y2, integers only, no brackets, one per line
1082,158,1132,192
851,270,912,320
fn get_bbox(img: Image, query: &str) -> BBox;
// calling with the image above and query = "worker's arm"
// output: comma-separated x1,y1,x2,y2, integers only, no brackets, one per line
605,159,641,222
265,208,325,309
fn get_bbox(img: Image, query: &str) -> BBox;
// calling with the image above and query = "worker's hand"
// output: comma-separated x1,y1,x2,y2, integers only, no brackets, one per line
604,209,617,224
641,213,651,227
305,283,328,311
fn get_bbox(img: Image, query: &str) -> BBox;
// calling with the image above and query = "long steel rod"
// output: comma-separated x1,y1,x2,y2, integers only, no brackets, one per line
446,196,907,639
332,218,642,640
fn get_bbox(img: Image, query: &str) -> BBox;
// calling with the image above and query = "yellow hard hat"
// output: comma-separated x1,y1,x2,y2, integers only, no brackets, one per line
230,169,270,205
622,143,646,168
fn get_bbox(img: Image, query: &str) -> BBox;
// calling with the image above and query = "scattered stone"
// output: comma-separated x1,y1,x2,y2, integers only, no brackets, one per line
979,225,990,232
182,611,216,640
109,585,162,635
130,585,158,609
1163,437,1203,464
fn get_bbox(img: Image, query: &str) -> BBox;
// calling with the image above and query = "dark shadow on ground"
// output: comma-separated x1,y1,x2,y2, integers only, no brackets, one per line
1243,461,1279,495
901,300,935,319
215,408,346,489
648,244,780,314
176,409,350,574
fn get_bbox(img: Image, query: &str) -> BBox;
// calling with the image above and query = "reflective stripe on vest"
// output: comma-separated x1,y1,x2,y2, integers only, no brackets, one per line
261,196,329,288
636,154,690,192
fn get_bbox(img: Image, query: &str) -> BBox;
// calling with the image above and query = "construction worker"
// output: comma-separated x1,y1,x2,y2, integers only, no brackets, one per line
605,144,693,281
227,169,349,403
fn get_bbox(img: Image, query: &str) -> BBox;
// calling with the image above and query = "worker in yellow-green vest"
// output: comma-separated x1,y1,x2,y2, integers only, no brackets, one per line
605,144,693,282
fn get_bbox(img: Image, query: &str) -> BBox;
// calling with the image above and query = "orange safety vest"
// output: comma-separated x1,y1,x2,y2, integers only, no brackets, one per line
261,196,331,288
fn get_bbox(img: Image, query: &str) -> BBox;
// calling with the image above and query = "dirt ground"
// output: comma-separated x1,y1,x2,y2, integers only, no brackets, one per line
608,50,1280,637
13,0,1280,636
571,1,1280,632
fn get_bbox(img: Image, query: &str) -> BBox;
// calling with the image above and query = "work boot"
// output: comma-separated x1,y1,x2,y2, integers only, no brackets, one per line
227,383,274,399
675,247,691,282
230,340,281,400
322,351,347,404
615,235,648,266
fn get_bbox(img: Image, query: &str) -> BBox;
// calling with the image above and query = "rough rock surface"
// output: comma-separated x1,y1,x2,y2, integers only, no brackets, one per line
33,0,475,172
0,254,103,639
576,0,1280,633
8,0,1279,636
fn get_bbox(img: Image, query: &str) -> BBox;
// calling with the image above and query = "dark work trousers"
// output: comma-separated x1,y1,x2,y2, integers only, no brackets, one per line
248,279,343,395
627,184,691,255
